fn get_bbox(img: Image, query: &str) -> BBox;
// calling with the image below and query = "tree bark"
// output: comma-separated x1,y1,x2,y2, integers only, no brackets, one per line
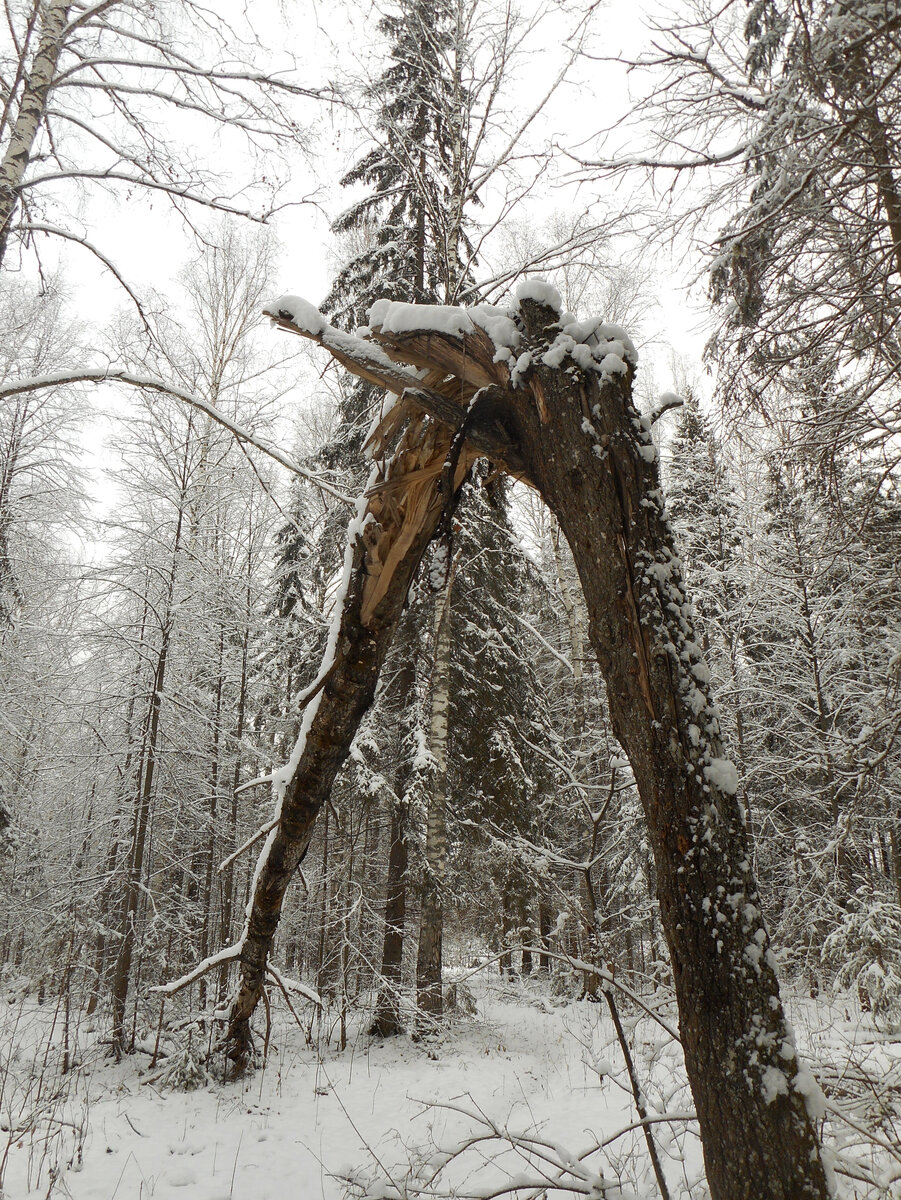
110,443,194,1055
504,298,830,1200
520,895,533,976
370,655,416,1037
370,799,409,1036
537,901,552,973
109,626,170,1054
219,610,250,1001
278,294,831,1200
498,885,515,979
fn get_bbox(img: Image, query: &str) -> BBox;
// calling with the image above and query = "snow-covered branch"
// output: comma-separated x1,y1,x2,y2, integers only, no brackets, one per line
150,943,242,997
0,368,353,504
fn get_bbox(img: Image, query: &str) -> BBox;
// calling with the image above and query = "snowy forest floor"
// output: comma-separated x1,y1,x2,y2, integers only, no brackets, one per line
2,974,900,1200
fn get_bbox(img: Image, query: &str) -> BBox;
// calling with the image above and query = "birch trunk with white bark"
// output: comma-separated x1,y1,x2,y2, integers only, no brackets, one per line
415,567,453,1016
0,0,69,266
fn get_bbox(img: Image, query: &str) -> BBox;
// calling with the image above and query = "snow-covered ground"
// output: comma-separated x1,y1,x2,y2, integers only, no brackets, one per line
2,977,899,1199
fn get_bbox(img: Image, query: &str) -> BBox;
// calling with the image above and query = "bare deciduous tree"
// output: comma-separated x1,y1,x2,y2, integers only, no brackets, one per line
573,0,901,484
0,0,322,278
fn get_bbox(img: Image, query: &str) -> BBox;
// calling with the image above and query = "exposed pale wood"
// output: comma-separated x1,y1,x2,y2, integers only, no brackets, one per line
359,416,477,625
368,326,502,395
269,308,531,480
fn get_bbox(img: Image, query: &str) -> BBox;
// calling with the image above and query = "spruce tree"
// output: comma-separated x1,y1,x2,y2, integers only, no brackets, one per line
664,394,751,823
739,448,901,1006
324,0,476,327
443,478,563,974
258,485,328,763
305,0,564,1027
665,394,742,645
707,0,901,484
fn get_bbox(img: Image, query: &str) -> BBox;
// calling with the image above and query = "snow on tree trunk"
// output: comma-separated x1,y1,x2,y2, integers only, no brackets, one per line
509,300,830,1200
266,287,832,1200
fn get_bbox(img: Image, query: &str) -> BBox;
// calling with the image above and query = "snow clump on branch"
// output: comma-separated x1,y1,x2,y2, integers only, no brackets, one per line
262,296,326,336
265,287,639,393
366,290,637,379
514,277,563,312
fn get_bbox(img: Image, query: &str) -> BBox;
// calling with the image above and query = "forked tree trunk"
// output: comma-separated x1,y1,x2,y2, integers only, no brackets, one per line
267,293,831,1200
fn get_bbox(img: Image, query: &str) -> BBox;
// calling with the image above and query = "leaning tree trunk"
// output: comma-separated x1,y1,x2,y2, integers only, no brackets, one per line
221,412,476,1070
268,291,831,1200
511,301,830,1200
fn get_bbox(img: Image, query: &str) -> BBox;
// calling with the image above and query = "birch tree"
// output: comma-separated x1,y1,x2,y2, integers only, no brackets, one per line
0,0,319,277
0,279,86,841
414,554,453,1016
94,229,282,1050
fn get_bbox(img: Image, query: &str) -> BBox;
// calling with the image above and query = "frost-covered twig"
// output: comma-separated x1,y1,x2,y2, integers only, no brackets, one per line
825,1099,901,1166
500,608,574,674
602,985,671,1200
344,1095,697,1200
264,967,321,1045
649,392,684,426
18,222,155,335
529,949,681,1044
266,965,321,1008
217,818,279,873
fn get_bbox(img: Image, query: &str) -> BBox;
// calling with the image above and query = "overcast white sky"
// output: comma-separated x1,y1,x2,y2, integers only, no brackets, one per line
52,0,711,347
37,0,714,530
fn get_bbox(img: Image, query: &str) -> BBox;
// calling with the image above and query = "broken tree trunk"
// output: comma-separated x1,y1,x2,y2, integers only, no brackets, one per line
264,288,830,1200
221,410,476,1070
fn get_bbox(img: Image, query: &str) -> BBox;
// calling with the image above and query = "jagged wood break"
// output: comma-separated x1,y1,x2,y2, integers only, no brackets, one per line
225,287,829,1200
